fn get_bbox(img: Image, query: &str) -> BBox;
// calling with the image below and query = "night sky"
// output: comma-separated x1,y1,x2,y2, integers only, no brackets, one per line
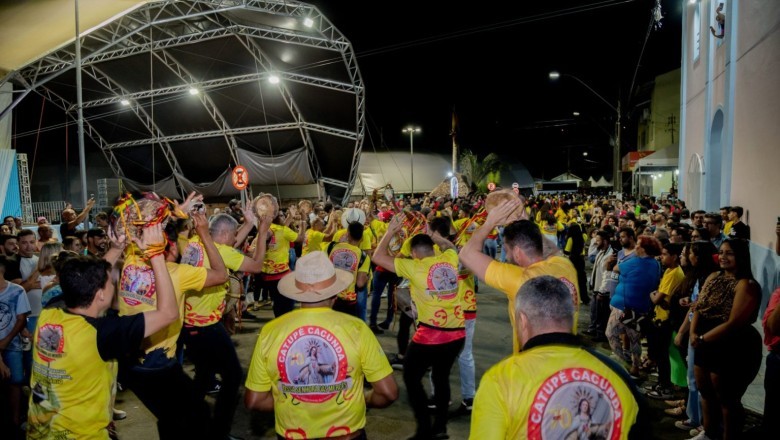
10,0,683,197
312,0,682,180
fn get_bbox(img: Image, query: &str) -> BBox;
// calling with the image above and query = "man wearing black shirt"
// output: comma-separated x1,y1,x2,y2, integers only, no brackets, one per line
27,224,180,439
727,206,751,240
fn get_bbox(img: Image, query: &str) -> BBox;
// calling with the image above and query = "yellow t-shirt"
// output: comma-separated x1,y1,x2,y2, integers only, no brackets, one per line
471,342,640,439
460,265,477,317
485,257,580,352
453,217,474,247
654,266,685,322
27,309,134,439
262,224,298,274
327,242,370,302
119,254,207,366
303,229,326,256
723,221,733,236
245,308,393,439
369,219,388,242
394,249,465,341
333,228,373,251
180,239,246,327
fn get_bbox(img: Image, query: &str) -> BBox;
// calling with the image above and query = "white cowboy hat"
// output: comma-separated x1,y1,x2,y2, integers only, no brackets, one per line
277,251,353,303
340,207,366,229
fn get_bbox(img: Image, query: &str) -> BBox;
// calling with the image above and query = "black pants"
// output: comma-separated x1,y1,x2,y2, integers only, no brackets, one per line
569,254,589,303
403,338,465,436
646,319,673,387
397,312,414,356
763,351,780,435
123,361,209,440
588,292,611,335
255,274,295,317
180,322,243,439
333,298,359,317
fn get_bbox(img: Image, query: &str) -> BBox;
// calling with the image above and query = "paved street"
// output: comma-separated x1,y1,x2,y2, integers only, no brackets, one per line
115,283,763,439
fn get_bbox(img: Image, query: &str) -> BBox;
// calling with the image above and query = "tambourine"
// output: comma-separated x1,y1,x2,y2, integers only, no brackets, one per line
111,192,175,245
297,200,313,217
387,210,428,256
484,189,526,222
251,193,279,219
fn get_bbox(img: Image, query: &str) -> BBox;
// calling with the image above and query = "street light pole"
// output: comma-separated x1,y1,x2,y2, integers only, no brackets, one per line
550,71,622,193
402,126,421,195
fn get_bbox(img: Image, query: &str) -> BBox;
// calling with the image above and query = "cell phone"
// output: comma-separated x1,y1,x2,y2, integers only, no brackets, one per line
611,240,621,253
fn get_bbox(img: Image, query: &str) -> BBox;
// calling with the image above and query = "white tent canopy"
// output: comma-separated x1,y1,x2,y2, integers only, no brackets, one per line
351,152,451,197
634,144,679,169
593,176,612,187
551,172,583,182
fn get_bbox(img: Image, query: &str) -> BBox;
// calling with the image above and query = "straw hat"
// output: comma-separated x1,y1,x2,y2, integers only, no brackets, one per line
277,251,353,303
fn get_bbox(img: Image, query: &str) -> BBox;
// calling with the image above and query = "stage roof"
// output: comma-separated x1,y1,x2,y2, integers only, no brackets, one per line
0,0,365,202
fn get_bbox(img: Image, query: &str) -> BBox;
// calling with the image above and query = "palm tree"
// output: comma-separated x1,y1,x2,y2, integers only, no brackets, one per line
459,149,504,192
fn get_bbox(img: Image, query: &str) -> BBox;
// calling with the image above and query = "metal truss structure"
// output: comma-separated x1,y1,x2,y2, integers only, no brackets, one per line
1,0,365,203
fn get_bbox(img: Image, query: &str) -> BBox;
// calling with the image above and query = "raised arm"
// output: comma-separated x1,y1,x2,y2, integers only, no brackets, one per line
460,199,522,282
67,198,96,229
238,215,272,274
192,212,229,288
371,214,402,272
135,224,179,337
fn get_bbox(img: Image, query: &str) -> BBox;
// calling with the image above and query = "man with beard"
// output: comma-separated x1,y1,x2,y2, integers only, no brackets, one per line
86,228,108,258
35,224,55,252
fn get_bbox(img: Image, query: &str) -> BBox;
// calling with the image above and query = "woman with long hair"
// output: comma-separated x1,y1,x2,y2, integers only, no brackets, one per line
689,239,762,440
669,241,719,430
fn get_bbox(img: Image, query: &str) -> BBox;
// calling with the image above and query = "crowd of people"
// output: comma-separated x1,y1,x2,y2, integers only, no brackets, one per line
0,187,776,440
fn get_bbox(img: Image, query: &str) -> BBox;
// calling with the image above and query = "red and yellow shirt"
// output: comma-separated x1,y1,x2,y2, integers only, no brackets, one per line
119,254,207,366
245,308,392,439
180,238,246,327
471,336,639,439
394,249,465,344
328,242,370,302
262,224,298,276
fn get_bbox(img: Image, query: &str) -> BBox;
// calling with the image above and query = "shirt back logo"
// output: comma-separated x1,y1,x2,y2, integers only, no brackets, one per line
528,367,624,439
426,262,458,299
277,325,350,403
120,264,156,307
330,248,357,272
180,242,204,267
36,324,64,362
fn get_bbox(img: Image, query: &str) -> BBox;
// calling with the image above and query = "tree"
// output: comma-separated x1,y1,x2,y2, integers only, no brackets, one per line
459,149,504,193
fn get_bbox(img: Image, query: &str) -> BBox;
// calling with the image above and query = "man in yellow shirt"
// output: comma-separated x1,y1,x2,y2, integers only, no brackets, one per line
255,209,306,317
179,212,271,439
244,252,397,439
460,198,580,353
28,225,181,440
302,218,336,255
119,212,227,440
327,222,370,317
373,215,465,440
470,276,645,439
646,242,685,400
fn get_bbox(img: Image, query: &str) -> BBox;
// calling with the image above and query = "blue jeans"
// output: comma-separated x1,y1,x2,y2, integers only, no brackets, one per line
370,270,398,326
483,238,497,260
686,342,702,425
458,318,476,400
288,248,297,270
1,349,24,384
356,284,368,322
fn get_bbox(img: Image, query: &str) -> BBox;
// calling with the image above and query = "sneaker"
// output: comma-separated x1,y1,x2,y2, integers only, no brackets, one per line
687,430,712,440
377,321,390,330
460,398,473,413
664,406,686,417
675,419,697,431
665,399,686,407
207,382,222,395
689,427,704,437
389,355,404,370
369,325,384,335
427,397,452,409
112,408,127,421
645,385,675,400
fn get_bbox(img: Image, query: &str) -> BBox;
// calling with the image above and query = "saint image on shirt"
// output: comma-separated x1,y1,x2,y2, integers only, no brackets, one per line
295,339,337,385
331,249,357,272
427,263,458,292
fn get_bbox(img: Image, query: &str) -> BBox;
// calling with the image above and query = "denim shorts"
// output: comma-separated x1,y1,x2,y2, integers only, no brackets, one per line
2,349,24,384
